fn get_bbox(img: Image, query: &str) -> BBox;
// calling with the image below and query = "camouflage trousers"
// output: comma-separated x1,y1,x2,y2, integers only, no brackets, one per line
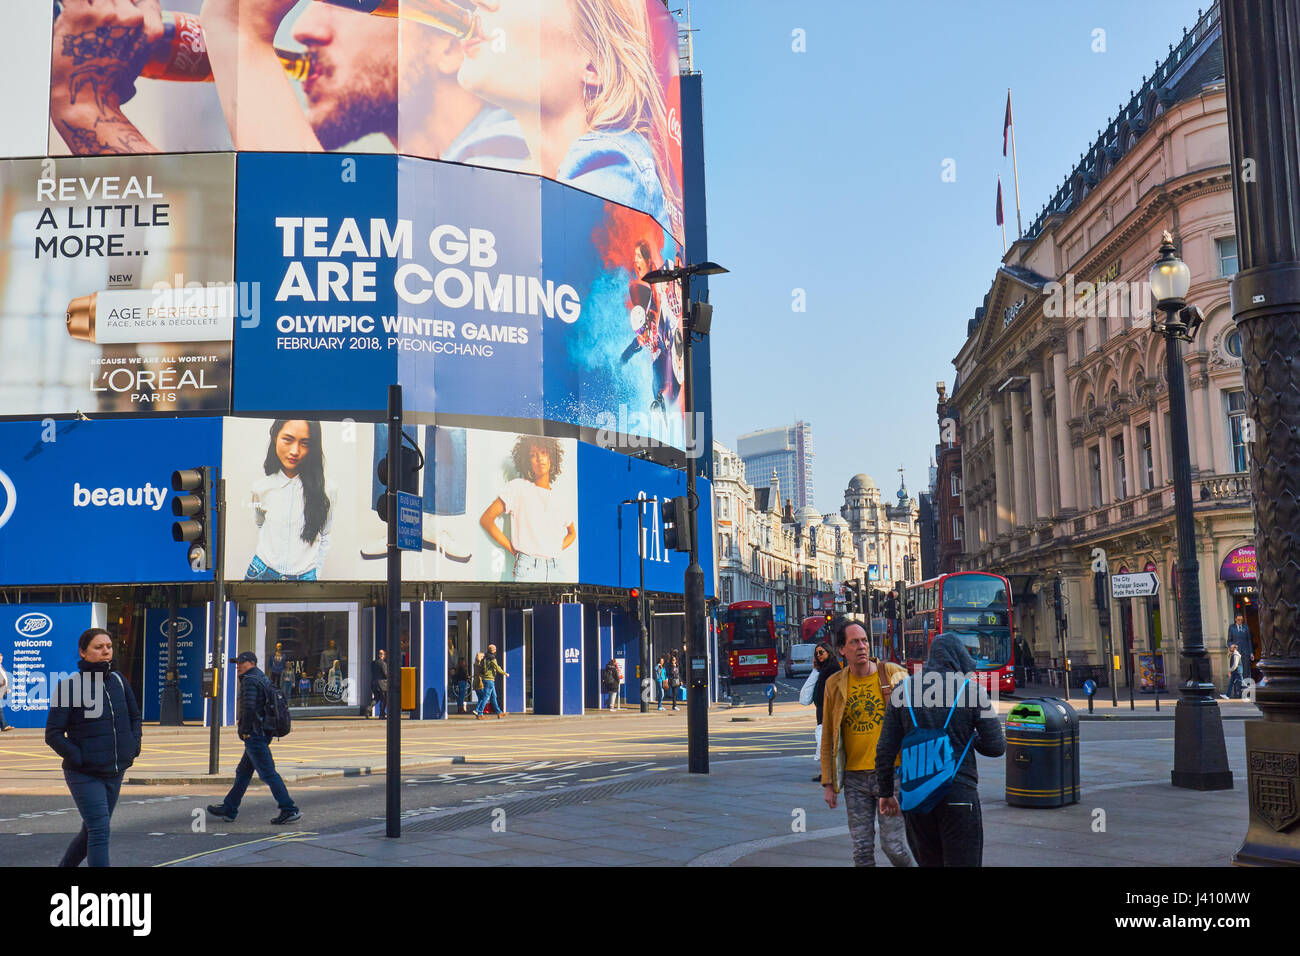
843,769,915,867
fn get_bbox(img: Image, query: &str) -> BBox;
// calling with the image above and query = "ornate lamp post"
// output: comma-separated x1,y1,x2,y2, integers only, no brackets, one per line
1221,0,1300,865
1149,232,1232,791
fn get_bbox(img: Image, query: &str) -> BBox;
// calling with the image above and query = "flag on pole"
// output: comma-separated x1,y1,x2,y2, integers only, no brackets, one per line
1003,91,1013,156
996,177,1004,226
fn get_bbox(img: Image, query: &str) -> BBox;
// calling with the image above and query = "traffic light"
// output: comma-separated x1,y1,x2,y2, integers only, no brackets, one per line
904,587,917,619
663,495,693,553
375,430,422,524
628,587,642,620
171,467,212,572
870,589,881,616
884,590,897,620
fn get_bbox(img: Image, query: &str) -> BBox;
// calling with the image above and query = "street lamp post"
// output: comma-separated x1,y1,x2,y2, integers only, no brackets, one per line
644,260,727,775
1221,0,1300,865
1149,232,1232,791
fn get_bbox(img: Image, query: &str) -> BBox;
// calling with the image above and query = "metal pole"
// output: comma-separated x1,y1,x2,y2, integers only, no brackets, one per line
1222,0,1300,860
208,472,226,775
637,502,648,714
386,385,402,837
1128,599,1135,711
683,275,708,774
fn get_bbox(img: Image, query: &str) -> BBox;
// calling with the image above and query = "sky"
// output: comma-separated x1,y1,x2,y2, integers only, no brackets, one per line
688,0,1209,512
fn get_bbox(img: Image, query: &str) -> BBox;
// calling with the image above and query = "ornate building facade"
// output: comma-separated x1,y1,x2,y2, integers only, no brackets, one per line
948,5,1254,691
712,441,921,634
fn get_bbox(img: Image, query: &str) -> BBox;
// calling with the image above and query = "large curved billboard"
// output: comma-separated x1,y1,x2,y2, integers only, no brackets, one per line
233,152,692,452
35,0,682,241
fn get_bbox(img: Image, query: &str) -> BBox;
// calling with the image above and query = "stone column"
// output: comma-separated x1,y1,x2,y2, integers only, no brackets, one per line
1122,417,1138,500
1051,349,1077,511
992,396,1010,536
1099,428,1114,506
1008,389,1030,528
1189,368,1215,477
1030,366,1052,520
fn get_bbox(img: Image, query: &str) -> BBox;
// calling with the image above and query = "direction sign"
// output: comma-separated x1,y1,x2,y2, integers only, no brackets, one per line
1111,571,1159,598
396,491,423,552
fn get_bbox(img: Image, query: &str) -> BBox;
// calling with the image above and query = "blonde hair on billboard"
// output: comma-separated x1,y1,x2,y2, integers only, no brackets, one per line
571,0,681,224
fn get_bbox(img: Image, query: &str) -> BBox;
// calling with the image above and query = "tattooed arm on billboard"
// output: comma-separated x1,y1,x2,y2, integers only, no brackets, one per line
50,0,163,154
200,0,322,150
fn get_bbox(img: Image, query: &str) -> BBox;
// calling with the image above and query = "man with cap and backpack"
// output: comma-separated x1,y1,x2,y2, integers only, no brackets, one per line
820,617,914,867
876,633,1006,867
207,651,301,825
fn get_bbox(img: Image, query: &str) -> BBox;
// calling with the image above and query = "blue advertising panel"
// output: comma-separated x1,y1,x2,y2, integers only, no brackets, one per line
419,601,447,720
0,418,222,585
561,603,584,715
142,606,207,722
0,603,105,729
232,154,690,452
501,609,525,715
532,605,561,716
575,441,714,596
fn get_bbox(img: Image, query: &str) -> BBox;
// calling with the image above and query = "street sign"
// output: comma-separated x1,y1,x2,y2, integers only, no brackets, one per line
396,491,423,552
1111,571,1159,598
774,606,786,624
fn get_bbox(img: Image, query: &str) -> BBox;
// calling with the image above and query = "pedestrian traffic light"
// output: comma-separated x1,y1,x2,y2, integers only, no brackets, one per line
375,432,423,524
171,466,212,572
663,495,693,553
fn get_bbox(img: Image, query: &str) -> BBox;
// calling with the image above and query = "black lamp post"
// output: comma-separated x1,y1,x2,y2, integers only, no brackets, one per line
644,260,727,774
1149,231,1232,791
1221,0,1300,865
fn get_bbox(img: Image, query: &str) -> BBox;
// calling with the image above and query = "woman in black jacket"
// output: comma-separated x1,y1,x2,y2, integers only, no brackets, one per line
45,628,142,867
810,642,840,781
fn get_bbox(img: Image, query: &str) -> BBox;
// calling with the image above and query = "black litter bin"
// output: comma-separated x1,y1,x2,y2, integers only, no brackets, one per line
1005,697,1080,807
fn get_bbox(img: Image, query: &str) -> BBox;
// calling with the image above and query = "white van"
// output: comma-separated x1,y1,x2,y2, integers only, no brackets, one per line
785,643,816,678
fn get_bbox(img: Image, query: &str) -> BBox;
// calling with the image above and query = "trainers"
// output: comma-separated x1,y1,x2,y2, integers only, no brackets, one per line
206,804,236,822
270,809,302,825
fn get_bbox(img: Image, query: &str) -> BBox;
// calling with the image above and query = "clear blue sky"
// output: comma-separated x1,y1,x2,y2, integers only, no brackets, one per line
689,0,1207,511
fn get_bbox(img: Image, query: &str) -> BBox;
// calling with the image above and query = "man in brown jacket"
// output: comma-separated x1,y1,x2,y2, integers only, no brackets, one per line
820,618,914,867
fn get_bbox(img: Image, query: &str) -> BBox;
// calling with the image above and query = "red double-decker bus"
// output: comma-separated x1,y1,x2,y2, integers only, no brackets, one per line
899,571,1015,694
720,601,778,682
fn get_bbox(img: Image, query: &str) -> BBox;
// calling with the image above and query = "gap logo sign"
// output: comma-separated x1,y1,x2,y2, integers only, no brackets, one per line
0,418,221,585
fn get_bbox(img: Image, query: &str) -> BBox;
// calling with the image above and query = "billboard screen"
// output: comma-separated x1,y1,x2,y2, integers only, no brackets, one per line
0,417,222,585
233,153,691,452
43,0,681,240
222,415,710,590
0,153,236,418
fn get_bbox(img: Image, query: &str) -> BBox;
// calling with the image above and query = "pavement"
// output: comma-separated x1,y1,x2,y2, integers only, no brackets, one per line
0,690,1260,789
165,720,1252,868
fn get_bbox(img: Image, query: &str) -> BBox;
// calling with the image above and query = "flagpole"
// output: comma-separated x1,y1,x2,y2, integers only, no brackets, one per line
1002,220,1007,256
1009,87,1023,238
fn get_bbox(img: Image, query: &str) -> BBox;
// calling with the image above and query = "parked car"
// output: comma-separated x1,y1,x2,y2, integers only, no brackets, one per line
785,643,816,678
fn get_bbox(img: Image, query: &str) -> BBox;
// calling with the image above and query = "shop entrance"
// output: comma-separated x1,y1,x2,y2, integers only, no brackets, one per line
256,602,359,712
446,603,480,713
1229,585,1260,679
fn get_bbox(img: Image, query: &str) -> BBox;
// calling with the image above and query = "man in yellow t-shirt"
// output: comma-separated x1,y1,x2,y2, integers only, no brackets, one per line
820,619,914,867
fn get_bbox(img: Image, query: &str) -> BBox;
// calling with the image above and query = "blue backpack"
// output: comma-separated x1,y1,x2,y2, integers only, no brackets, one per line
897,676,974,814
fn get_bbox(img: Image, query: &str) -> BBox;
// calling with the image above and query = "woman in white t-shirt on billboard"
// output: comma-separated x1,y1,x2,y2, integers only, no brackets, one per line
479,436,576,583
245,419,338,581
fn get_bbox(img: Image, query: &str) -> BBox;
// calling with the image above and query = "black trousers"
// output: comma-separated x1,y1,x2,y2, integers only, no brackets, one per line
903,786,984,867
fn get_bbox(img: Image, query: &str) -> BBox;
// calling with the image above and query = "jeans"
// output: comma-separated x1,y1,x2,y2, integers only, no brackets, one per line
455,680,469,712
372,426,467,517
513,554,557,582
842,769,914,867
61,770,124,868
372,683,387,718
903,785,984,867
245,555,317,582
1228,670,1243,699
0,699,9,730
474,681,499,716
218,735,298,816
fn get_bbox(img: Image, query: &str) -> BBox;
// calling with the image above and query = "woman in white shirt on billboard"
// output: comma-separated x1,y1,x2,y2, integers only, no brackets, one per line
479,436,576,583
245,419,337,581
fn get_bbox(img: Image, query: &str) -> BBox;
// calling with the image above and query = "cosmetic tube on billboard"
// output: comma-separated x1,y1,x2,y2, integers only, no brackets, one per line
66,287,234,344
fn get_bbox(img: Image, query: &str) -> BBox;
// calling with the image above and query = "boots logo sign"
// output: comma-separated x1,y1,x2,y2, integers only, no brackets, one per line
0,468,14,531
16,612,54,638
1249,750,1300,832
157,618,194,641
